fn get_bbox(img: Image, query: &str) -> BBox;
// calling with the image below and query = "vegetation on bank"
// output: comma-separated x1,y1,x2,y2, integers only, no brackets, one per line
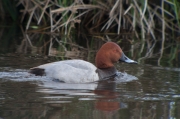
0,0,180,41
0,0,180,66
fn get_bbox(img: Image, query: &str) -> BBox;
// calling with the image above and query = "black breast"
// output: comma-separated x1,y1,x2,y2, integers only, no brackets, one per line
96,67,117,80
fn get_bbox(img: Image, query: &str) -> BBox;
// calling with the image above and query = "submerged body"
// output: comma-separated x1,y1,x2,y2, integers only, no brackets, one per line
29,42,137,83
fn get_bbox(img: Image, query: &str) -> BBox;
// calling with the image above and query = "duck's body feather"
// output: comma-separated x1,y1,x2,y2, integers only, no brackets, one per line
31,60,99,83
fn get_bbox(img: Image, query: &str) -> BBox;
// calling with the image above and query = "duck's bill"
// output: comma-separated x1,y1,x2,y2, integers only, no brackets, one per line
119,53,137,64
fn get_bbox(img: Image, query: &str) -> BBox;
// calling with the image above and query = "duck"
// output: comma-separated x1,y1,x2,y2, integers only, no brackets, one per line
29,42,137,83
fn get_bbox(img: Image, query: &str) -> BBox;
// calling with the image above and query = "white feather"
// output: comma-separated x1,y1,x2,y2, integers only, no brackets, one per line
36,60,99,83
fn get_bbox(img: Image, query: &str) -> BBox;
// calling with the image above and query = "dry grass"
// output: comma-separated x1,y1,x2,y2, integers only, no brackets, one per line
17,0,180,40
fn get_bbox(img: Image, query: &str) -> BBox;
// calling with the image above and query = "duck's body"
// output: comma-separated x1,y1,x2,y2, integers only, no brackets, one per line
30,60,118,83
29,42,137,83
31,60,99,83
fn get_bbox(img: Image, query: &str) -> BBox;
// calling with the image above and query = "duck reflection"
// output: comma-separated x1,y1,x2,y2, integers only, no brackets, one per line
36,78,128,119
93,78,127,118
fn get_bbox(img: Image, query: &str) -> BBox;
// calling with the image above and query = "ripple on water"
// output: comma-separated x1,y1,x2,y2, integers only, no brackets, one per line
0,68,50,82
115,72,138,82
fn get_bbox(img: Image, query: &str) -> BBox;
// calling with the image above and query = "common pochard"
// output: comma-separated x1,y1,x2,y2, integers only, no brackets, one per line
29,42,137,83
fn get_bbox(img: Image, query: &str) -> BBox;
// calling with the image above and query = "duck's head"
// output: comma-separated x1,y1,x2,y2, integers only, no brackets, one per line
95,42,137,69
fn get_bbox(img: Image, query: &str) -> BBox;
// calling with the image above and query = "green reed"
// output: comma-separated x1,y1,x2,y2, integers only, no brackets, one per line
1,0,17,21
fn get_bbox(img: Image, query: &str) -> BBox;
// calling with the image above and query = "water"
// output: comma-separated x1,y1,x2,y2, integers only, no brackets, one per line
0,57,180,119
0,28,180,118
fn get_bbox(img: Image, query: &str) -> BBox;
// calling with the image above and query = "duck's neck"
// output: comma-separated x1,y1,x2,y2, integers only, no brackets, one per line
96,67,117,80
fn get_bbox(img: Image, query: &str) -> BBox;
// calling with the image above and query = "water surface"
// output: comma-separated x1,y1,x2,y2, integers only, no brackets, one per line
0,28,180,119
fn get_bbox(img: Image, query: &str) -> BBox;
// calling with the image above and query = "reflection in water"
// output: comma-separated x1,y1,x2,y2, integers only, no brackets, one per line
16,28,100,61
1,25,180,67
0,27,180,118
38,78,125,118
0,67,132,118
0,64,180,118
93,79,121,118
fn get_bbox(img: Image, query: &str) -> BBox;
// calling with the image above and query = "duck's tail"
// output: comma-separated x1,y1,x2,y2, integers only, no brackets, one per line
29,68,45,76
